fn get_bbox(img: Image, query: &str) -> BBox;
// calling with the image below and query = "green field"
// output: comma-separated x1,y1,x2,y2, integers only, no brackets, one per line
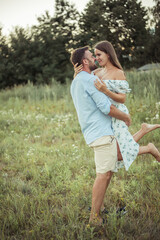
0,71,160,240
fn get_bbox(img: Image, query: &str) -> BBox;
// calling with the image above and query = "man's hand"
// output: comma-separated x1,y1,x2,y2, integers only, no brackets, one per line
124,114,131,127
109,105,131,126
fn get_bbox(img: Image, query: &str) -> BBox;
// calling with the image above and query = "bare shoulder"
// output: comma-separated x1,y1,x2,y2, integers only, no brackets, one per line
93,68,102,74
93,68,103,76
114,69,126,80
93,68,104,79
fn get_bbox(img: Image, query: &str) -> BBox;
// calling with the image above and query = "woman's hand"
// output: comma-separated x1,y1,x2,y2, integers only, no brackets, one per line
94,78,126,103
74,63,83,78
94,79,108,94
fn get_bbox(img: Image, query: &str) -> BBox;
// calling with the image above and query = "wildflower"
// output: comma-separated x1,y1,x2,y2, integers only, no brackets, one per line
34,135,40,138
152,114,159,120
156,101,160,108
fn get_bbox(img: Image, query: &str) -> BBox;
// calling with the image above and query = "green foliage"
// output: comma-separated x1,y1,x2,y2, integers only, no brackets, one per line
32,1,79,83
0,71,160,239
149,0,160,62
78,0,149,68
0,0,159,89
0,1,79,89
0,28,11,89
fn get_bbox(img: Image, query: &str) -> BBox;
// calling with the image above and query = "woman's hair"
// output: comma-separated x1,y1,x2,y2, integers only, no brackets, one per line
94,41,123,70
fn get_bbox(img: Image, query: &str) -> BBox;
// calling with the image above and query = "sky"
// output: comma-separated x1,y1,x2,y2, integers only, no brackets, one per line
0,0,155,35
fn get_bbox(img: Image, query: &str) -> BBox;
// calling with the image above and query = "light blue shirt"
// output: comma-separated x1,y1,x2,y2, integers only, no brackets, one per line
70,71,114,144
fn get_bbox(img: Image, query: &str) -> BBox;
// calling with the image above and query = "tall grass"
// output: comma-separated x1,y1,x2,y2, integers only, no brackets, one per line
0,70,160,240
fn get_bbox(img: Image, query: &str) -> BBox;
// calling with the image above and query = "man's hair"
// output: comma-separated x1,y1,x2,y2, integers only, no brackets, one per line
70,46,89,66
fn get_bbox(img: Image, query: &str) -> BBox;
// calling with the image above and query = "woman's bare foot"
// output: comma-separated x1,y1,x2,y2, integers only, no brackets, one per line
148,143,160,162
141,123,160,134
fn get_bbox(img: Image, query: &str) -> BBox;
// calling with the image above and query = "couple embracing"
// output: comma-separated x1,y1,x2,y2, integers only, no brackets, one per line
70,41,160,225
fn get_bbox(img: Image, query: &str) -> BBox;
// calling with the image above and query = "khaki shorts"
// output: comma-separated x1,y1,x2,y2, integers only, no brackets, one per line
89,136,117,174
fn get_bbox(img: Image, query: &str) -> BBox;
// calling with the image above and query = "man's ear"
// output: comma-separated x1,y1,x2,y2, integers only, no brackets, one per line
82,59,88,65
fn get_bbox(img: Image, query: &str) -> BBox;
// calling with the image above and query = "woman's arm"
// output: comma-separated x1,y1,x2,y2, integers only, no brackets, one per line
94,79,126,103
73,64,102,78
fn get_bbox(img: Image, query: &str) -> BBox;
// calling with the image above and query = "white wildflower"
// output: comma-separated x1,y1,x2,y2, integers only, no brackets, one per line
152,114,159,120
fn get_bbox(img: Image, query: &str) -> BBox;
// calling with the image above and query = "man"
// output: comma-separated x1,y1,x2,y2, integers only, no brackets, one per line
70,46,131,225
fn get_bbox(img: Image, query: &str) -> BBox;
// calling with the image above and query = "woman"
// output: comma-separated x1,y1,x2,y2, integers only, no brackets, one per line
74,40,160,171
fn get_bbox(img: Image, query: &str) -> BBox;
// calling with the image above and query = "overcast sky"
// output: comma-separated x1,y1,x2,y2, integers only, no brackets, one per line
0,0,155,35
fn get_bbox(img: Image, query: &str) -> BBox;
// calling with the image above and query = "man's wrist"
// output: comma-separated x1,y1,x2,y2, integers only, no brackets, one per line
124,113,128,121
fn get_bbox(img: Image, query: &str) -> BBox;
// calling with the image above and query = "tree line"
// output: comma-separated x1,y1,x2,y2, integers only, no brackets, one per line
0,0,159,89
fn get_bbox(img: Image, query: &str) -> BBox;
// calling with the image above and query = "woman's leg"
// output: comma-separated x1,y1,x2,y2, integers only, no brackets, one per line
117,123,160,161
133,123,160,142
138,143,160,161
118,142,160,162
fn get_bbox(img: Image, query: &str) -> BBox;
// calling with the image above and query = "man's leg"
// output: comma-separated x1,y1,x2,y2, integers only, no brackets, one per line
89,136,117,224
89,171,113,224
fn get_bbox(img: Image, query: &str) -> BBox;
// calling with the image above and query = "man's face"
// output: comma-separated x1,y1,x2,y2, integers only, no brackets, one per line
84,50,98,71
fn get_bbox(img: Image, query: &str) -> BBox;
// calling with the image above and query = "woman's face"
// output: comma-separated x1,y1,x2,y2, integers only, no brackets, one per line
94,48,109,67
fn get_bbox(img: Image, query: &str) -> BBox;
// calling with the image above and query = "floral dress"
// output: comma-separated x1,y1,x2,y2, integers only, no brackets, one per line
103,80,139,171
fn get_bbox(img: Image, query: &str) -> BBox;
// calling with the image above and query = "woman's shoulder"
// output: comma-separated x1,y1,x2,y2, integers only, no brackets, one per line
92,68,103,76
93,68,105,80
114,69,126,80
93,68,102,74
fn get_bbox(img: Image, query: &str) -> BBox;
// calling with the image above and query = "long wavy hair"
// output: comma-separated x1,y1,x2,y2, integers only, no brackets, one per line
94,41,123,70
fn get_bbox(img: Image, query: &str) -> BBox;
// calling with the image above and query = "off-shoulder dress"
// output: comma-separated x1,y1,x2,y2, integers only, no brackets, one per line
103,79,139,171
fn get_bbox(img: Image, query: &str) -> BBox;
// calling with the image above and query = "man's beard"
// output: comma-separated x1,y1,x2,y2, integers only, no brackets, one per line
89,62,98,71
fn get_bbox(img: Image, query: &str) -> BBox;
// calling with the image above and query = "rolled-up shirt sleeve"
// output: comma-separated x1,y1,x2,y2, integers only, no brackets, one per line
86,76,111,115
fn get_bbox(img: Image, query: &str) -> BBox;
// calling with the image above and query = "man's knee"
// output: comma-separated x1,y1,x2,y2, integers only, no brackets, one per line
97,171,113,181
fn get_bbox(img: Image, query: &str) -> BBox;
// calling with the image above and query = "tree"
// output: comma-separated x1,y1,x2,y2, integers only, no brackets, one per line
78,0,149,68
151,0,160,62
9,27,34,85
32,0,80,83
51,0,80,81
0,1,80,89
0,27,14,89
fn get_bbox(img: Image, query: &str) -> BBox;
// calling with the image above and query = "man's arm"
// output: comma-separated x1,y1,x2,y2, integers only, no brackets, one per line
109,104,131,127
87,76,131,126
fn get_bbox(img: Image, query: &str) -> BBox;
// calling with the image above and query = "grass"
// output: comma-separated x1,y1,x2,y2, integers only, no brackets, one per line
0,71,160,240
